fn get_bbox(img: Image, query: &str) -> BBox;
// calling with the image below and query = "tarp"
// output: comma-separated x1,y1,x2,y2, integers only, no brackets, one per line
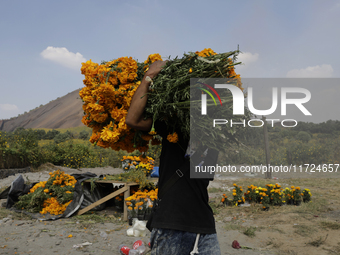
0,172,112,220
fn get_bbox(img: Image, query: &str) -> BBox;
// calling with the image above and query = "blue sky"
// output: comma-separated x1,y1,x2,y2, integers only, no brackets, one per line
0,0,339,122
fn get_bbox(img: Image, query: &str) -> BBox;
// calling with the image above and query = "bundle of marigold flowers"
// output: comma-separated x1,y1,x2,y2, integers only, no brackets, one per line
80,48,246,152
15,170,76,215
121,155,154,172
80,55,162,153
125,189,158,218
135,162,154,177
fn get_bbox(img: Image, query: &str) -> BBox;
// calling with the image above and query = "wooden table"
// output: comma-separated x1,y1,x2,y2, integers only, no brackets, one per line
77,180,139,221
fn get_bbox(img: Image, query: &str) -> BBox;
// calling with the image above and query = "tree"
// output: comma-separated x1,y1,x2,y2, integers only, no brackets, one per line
12,128,39,149
79,130,90,140
34,129,46,140
53,133,70,144
296,131,311,143
65,130,75,139
44,129,60,140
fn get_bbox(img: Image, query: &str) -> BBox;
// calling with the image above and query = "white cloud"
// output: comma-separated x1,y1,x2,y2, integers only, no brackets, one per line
40,46,86,70
0,104,19,111
237,52,259,66
286,64,333,78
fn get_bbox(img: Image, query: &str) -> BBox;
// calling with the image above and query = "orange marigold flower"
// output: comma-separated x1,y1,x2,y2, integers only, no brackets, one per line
167,132,178,143
149,130,157,135
195,48,217,57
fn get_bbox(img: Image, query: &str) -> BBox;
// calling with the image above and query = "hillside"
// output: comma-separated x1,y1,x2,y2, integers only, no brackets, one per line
0,89,84,132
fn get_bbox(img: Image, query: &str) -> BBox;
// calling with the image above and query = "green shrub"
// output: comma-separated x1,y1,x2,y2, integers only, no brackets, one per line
296,131,311,143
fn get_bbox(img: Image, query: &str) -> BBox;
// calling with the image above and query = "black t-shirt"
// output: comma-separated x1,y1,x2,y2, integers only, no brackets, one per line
149,120,216,234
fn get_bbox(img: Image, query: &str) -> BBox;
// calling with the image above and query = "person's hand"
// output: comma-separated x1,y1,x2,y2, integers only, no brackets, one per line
145,60,167,79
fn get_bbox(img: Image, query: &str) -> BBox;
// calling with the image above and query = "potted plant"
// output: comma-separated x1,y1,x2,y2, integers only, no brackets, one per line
125,188,158,224
244,185,258,204
302,188,312,203
268,184,283,206
283,187,293,205
231,183,245,206
125,198,138,225
221,194,231,206
291,186,302,205
260,191,270,211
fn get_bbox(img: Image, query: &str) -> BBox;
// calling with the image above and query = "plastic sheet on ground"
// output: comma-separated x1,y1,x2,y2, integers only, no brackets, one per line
0,172,112,220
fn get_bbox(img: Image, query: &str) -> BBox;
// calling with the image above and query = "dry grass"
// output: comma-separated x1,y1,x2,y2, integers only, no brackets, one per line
293,224,315,237
0,207,32,221
212,176,340,254
307,234,328,247
266,238,283,248
320,221,340,230
243,226,257,237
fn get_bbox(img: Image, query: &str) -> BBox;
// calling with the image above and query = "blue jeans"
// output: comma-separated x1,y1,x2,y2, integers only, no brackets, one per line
150,228,221,255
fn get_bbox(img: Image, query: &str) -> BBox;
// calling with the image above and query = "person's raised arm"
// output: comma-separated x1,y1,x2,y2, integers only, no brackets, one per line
125,60,167,131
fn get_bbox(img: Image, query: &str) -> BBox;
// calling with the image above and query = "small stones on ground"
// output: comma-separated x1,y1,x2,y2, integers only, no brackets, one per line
224,217,233,222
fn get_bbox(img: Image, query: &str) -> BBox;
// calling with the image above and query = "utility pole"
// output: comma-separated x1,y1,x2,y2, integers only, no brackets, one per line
262,116,271,179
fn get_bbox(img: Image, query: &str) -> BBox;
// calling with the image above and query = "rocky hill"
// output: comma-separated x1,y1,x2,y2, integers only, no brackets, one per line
0,89,84,132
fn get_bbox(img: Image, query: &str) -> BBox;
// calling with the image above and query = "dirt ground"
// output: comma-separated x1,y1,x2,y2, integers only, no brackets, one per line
1,164,340,255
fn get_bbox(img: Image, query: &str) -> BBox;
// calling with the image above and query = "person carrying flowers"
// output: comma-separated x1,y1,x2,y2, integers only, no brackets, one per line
126,60,221,255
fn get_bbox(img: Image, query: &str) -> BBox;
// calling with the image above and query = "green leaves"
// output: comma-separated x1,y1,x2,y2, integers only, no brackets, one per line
140,50,252,151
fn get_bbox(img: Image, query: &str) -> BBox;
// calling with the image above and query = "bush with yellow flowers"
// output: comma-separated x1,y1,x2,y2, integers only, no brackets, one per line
80,48,245,153
15,170,76,215
125,189,158,219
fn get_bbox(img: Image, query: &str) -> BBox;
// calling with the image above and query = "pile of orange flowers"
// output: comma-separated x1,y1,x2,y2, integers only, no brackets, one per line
15,170,76,215
80,48,243,151
125,189,158,217
29,180,47,193
40,197,73,215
